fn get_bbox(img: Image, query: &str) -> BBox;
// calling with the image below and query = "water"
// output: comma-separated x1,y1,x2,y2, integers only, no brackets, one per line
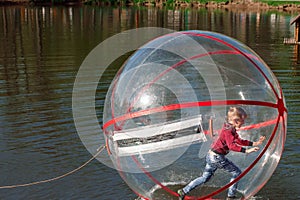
0,6,299,200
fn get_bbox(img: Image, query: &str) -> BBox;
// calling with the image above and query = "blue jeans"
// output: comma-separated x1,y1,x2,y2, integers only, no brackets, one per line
182,151,241,197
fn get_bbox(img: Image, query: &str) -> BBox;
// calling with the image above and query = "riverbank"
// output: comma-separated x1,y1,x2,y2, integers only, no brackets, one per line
1,0,300,12
171,1,300,12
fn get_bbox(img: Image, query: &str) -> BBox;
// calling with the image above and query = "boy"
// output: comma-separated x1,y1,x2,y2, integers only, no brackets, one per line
177,107,266,200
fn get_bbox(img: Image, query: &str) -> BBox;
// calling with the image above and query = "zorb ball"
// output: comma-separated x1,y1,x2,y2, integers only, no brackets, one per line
102,30,287,199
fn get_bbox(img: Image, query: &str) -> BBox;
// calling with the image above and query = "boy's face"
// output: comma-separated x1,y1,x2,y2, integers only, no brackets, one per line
232,116,245,129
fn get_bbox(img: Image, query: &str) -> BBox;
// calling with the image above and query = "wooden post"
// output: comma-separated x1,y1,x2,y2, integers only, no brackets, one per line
296,22,300,42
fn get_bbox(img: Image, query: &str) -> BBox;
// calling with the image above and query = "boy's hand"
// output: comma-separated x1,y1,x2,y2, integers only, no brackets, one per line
246,147,260,154
253,136,266,146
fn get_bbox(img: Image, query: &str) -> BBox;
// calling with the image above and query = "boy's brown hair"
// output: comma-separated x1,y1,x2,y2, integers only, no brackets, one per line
227,107,247,122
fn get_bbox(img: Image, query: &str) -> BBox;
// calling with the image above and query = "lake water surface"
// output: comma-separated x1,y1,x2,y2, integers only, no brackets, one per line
0,6,299,200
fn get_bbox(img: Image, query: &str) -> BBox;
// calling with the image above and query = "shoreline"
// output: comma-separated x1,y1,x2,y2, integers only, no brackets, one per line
0,0,300,12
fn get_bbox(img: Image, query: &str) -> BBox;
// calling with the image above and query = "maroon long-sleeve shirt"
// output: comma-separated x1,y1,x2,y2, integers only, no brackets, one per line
211,122,253,155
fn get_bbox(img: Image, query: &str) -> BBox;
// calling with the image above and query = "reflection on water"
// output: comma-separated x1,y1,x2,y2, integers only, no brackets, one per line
0,6,299,200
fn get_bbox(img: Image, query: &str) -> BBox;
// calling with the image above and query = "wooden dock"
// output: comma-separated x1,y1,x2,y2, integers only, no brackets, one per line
283,38,300,45
285,14,300,45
